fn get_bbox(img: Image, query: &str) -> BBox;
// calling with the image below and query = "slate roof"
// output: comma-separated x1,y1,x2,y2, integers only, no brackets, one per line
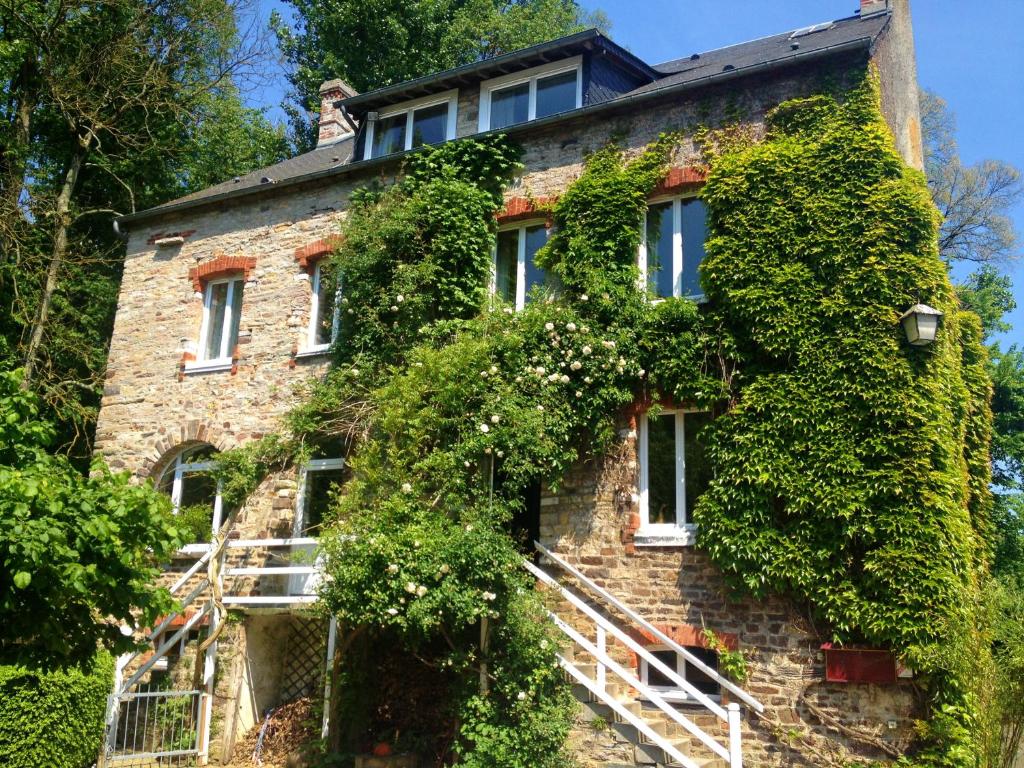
120,10,889,225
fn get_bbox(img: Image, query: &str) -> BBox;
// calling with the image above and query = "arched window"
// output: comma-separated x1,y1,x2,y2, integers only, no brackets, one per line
157,444,223,552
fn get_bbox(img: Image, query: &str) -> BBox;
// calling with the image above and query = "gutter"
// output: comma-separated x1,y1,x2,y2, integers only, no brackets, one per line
116,35,875,228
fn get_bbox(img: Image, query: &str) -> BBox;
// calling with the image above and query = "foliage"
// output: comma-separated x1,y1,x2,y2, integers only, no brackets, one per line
0,651,114,767
920,89,1022,265
701,629,748,685
0,369,184,667
271,0,606,149
0,0,288,462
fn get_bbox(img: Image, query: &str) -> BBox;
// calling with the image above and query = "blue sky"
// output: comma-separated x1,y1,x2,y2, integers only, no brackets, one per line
254,0,1023,345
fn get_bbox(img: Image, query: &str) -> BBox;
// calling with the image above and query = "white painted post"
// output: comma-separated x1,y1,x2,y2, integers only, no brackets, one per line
321,616,338,739
596,625,607,694
728,702,742,768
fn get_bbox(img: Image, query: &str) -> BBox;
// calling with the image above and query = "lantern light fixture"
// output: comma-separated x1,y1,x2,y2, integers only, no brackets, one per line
900,303,943,346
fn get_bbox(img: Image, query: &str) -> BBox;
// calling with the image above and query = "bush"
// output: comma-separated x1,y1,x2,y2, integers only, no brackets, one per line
0,652,114,767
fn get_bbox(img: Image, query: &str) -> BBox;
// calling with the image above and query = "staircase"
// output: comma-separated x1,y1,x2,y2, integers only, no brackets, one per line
98,529,325,767
525,542,764,768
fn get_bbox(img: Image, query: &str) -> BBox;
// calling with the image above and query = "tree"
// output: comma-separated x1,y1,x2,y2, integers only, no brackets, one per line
272,0,608,150
0,0,288,460
0,369,184,667
921,89,1022,265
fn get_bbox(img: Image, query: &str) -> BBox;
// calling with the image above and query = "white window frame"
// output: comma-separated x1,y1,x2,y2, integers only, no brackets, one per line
188,276,242,372
636,409,704,545
289,457,344,596
300,261,340,356
491,220,548,311
164,450,223,555
363,90,458,160
292,457,346,537
638,194,705,300
478,57,583,132
639,644,721,703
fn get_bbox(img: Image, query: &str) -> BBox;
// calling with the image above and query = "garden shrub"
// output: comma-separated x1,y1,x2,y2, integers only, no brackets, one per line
0,651,114,768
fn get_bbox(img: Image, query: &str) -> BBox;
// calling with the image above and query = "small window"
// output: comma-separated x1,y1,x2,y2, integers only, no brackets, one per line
364,91,457,160
295,458,348,536
197,277,244,364
492,222,550,310
305,262,340,353
638,409,712,540
479,59,582,132
639,197,708,299
640,645,721,700
158,445,223,552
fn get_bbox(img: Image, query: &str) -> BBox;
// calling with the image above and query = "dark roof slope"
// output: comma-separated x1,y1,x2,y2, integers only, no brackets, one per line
121,11,889,225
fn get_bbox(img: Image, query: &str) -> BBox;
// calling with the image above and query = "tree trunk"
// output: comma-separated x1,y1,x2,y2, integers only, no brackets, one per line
22,135,88,386
0,58,37,220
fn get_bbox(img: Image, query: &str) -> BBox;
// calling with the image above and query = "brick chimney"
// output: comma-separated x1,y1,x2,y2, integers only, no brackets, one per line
859,0,889,14
318,79,358,147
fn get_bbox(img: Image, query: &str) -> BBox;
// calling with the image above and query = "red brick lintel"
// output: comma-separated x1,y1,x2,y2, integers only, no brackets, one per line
650,166,707,198
294,236,344,272
188,254,256,292
496,196,557,225
623,623,740,670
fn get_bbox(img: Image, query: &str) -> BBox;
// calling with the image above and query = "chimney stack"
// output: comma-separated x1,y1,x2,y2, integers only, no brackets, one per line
317,79,358,147
859,0,889,15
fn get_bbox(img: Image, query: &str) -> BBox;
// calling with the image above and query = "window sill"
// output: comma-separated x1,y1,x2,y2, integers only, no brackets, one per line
639,691,721,705
634,525,697,547
295,345,332,359
183,358,232,374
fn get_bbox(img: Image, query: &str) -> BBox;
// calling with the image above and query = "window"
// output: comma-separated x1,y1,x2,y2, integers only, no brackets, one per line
294,458,348,536
192,276,244,370
492,222,550,310
640,645,721,701
479,58,582,131
364,91,457,160
304,261,340,354
639,197,708,299
637,409,712,542
158,445,223,553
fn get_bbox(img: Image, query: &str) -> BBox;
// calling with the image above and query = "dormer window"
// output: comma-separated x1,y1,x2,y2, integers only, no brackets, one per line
364,91,458,160
479,58,582,132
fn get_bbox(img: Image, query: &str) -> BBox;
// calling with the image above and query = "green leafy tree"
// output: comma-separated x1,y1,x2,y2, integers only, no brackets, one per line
0,369,184,667
272,0,607,149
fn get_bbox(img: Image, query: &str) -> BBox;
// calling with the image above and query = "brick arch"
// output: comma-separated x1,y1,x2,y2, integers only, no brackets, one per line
188,254,256,292
622,622,740,671
294,236,343,273
140,421,236,480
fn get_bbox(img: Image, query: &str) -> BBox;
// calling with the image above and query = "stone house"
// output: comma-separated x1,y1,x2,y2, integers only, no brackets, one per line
95,1,928,766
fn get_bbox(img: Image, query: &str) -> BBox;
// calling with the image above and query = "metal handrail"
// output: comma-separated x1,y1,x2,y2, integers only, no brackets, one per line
535,540,764,714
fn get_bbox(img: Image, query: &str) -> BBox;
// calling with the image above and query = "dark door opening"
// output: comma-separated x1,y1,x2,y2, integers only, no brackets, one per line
510,480,542,560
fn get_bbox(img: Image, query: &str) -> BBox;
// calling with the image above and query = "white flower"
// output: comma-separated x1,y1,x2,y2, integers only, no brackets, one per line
515,376,523,383
341,297,349,305
580,294,589,301
390,305,399,312
536,405,544,412
602,292,610,300
387,607,399,616
560,374,570,384
545,322,555,331
570,361,582,371
351,368,360,376
503,306,514,315
581,325,590,333
464,460,471,467
387,563,400,574
405,582,417,594
617,366,624,374
396,294,404,303
496,450,504,458
347,308,354,314
638,369,646,377
602,340,616,349
482,591,497,601
480,370,489,378
582,345,592,356
480,423,490,433
416,585,428,597
484,447,492,454
566,322,577,332
414,361,423,367
547,373,559,382
535,366,546,375
490,414,501,424
618,357,626,366
540,639,549,649
517,691,527,701
584,376,592,383
576,391,583,398
465,524,474,532
490,365,498,375
439,563,450,574
401,482,413,493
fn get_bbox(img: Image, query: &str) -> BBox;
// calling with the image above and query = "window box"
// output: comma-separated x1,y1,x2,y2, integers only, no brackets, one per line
479,57,582,132
821,644,897,684
363,90,458,160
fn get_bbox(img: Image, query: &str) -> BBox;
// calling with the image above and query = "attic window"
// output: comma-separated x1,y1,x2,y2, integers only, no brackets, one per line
789,22,835,39
479,57,582,132
363,90,458,160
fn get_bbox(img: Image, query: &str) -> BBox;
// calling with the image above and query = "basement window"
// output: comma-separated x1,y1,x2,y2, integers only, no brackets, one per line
364,91,458,160
636,409,712,544
492,221,550,310
479,58,582,131
640,645,721,701
639,196,708,299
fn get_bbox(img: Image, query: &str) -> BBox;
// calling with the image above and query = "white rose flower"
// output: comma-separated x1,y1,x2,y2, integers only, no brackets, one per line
580,294,589,301
347,308,354,314
602,340,616,349
496,450,505,458
480,370,489,377
416,585,428,597
547,373,559,382
390,305,399,312
387,608,399,616
535,366,546,375
584,376,593,383
582,346,592,356
536,405,544,412
576,391,583,397
387,563,400,574
545,322,555,331
570,361,582,371
517,691,527,701
405,582,417,594
482,591,497,601
396,294,404,302
566,322,577,332
491,415,500,424
465,524,474,532
503,306,514,314
439,563,450,574
480,423,490,433
401,482,413,493
490,365,498,374
351,368,360,376
560,374,570,384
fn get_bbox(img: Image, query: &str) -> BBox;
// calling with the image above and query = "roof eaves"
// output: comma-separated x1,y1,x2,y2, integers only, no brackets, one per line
117,35,873,227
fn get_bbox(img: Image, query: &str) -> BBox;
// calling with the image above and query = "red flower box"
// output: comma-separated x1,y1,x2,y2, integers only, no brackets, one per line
821,644,897,683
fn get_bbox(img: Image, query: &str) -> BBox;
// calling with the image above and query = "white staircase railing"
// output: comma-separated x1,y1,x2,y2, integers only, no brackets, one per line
526,541,764,768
